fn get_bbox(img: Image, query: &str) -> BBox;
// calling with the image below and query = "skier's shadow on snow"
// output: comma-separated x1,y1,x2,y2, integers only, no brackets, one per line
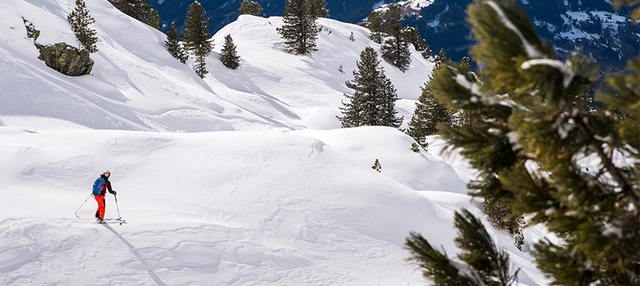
103,224,167,286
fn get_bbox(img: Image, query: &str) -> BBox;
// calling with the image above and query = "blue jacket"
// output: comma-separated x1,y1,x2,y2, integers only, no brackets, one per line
93,174,115,196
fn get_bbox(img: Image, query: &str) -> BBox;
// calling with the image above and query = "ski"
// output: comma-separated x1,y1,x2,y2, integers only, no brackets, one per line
100,218,126,225
99,218,126,225
74,213,126,225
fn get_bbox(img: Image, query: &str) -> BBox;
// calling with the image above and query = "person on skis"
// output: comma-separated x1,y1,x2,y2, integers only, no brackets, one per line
92,171,116,224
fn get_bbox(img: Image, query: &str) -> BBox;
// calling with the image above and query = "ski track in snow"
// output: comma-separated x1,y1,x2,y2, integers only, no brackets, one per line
0,215,420,285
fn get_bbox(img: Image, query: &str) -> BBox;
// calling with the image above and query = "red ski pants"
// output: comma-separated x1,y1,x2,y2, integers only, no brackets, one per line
94,195,106,220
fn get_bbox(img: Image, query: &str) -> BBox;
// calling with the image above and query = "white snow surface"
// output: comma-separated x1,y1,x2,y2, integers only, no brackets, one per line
375,0,434,14
395,0,434,10
557,11,629,41
0,0,548,285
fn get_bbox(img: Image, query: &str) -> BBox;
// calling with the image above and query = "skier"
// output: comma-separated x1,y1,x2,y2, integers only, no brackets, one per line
92,171,117,224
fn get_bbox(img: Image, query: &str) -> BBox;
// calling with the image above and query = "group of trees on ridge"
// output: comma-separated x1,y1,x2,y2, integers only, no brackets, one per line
159,0,241,77
29,0,242,78
47,0,429,133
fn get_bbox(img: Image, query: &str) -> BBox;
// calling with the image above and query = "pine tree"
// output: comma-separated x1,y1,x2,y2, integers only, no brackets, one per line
402,26,433,60
407,210,518,285
108,0,151,22
421,49,435,61
406,78,454,148
146,9,161,30
220,34,240,69
410,142,422,153
449,56,525,243
401,27,425,51
450,56,482,131
422,86,454,132
407,0,640,285
378,74,404,127
372,159,382,173
67,0,98,53
381,5,411,72
338,47,402,128
22,17,40,42
381,5,402,36
366,10,383,44
306,0,329,18
109,0,159,29
165,23,188,64
239,0,263,16
183,1,213,78
436,48,447,63
194,54,208,78
276,0,319,55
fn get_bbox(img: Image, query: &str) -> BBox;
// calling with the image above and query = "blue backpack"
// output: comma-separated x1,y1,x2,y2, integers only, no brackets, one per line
92,177,106,195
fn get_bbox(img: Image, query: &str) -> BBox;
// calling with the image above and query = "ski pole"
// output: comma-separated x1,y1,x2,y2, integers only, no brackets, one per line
74,194,93,214
114,194,122,219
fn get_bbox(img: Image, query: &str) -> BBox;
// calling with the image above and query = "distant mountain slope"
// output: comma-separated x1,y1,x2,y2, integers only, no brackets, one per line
152,0,638,71
405,0,638,70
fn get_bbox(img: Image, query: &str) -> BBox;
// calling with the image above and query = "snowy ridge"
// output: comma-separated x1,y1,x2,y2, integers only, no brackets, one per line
1,0,431,132
0,0,547,285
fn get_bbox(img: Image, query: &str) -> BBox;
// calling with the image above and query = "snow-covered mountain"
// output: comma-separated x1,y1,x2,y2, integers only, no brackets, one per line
406,0,638,70
153,0,638,71
1,0,548,284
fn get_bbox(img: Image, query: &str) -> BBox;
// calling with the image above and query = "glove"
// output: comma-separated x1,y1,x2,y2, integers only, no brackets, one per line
111,190,117,195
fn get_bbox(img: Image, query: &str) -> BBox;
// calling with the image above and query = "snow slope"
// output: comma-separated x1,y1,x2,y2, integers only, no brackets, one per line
0,0,547,285
1,0,430,132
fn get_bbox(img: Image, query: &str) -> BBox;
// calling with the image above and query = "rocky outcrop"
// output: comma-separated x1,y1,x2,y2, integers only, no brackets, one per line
36,43,94,76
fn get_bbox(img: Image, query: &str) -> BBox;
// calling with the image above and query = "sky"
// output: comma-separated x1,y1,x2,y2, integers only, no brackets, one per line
0,0,549,285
